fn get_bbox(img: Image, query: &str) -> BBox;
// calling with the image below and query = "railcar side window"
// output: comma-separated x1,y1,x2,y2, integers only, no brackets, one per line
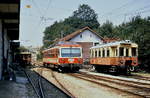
115,49,118,56
99,50,101,57
119,47,124,56
102,49,105,57
132,48,137,56
92,50,94,57
107,49,110,57
95,50,97,57
126,48,129,57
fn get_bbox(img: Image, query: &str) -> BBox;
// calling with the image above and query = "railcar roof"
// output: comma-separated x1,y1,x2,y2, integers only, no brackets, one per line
91,40,137,49
20,52,31,54
43,41,81,52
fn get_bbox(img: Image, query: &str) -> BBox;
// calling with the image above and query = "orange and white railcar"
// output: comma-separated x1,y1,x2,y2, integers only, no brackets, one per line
90,40,138,74
43,41,83,72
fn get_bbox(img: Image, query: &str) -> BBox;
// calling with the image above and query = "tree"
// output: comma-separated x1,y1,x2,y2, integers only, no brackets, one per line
19,46,29,52
97,20,116,38
65,4,100,29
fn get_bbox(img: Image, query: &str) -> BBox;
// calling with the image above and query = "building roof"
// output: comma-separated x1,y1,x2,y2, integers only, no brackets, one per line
0,0,20,40
103,37,120,43
59,26,104,41
91,40,137,49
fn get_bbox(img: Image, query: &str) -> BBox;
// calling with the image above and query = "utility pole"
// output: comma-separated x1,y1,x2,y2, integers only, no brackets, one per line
61,30,64,38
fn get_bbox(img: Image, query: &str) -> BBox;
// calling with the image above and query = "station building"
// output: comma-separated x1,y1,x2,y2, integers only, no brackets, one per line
0,0,20,80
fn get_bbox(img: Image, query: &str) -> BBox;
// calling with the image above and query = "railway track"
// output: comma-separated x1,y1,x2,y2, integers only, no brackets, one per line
51,71,76,98
32,67,75,98
24,69,45,98
125,74,150,81
24,67,72,98
68,72,150,98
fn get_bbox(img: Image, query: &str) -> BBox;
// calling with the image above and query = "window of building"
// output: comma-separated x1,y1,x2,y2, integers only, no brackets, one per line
119,47,124,56
90,34,92,37
94,42,99,46
80,34,82,38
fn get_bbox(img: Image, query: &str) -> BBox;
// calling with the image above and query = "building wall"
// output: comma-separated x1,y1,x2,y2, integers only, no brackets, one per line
69,30,104,61
0,20,2,79
77,42,93,60
4,29,10,70
70,30,103,44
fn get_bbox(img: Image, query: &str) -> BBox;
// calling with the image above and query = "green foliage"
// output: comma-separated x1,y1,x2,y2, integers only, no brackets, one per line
96,20,116,38
36,47,43,61
70,4,100,28
19,46,29,52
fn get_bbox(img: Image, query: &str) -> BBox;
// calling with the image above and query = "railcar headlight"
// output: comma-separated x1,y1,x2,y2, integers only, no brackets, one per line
78,58,82,63
62,58,65,61
68,58,74,62
61,58,65,62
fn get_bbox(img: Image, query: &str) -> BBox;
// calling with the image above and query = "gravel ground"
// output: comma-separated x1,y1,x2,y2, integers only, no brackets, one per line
34,68,140,98
132,72,150,77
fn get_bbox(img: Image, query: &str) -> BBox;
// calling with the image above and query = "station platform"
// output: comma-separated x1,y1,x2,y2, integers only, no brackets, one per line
0,67,36,98
0,80,29,98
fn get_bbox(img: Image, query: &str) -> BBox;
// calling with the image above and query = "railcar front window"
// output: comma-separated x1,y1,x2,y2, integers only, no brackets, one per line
61,48,81,57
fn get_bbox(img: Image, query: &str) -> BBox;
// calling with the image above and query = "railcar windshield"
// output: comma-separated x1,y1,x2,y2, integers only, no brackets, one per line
61,48,81,57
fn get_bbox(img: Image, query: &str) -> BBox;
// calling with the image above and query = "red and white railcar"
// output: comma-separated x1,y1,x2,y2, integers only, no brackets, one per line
43,41,83,72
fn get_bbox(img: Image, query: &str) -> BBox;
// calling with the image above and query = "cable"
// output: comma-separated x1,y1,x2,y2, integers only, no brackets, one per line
31,0,43,15
125,4,150,16
101,0,137,18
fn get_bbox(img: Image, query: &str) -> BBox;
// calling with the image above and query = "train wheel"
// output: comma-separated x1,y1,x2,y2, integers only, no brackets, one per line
95,66,103,72
74,67,80,72
58,67,64,73
90,65,95,71
124,66,131,75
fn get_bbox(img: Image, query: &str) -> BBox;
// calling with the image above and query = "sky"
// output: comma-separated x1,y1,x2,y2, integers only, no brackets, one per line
20,0,150,47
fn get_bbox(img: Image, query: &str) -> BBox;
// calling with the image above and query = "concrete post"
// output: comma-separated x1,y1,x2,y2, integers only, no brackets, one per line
0,20,2,80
